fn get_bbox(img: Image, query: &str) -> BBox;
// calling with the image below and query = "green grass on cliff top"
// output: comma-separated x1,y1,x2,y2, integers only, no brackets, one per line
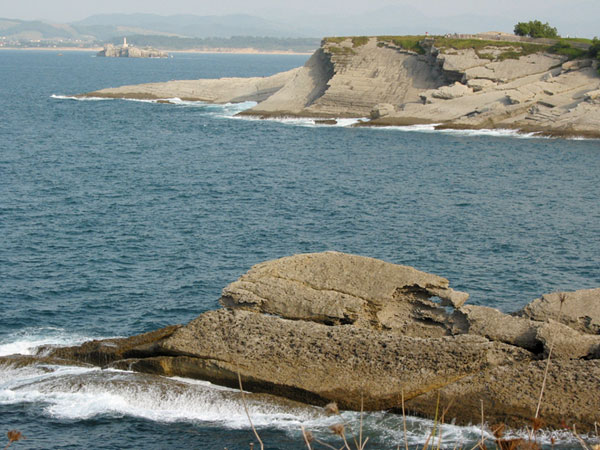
324,35,592,60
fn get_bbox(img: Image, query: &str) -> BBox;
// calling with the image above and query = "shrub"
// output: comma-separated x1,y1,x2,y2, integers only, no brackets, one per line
377,35,426,54
514,20,558,38
549,40,586,59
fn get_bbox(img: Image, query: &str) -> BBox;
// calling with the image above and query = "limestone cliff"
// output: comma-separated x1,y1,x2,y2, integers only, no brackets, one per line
82,35,600,138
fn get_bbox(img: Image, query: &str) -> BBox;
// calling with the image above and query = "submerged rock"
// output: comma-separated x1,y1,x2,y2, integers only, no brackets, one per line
28,252,600,431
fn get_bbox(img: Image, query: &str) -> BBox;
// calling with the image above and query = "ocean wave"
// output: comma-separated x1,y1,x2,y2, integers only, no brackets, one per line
0,327,105,357
0,364,321,427
50,94,257,117
50,94,111,101
371,123,543,139
0,362,593,447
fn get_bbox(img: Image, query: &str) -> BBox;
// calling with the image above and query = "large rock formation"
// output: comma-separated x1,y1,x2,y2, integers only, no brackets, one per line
14,251,599,432
81,35,600,138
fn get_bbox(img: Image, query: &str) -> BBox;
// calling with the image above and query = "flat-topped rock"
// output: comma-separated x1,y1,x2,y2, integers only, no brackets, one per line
80,68,300,104
220,251,469,335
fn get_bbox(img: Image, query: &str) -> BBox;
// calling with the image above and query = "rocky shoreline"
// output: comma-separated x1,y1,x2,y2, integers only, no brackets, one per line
6,252,599,432
80,36,600,138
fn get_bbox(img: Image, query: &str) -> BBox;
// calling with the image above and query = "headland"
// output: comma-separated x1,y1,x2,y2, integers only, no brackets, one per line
80,34,600,138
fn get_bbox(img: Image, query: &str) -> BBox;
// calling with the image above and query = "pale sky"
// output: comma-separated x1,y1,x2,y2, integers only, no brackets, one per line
2,0,598,38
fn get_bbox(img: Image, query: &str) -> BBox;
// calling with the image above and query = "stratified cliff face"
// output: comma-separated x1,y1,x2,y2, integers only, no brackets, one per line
246,38,446,117
245,36,600,137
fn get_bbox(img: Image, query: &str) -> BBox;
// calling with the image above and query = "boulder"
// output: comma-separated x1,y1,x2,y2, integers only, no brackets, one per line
585,90,600,103
518,288,600,334
438,49,487,72
370,103,396,119
562,59,593,72
431,82,473,100
506,89,535,104
453,305,540,351
219,251,468,336
535,320,600,359
454,304,600,358
541,72,554,82
466,78,496,92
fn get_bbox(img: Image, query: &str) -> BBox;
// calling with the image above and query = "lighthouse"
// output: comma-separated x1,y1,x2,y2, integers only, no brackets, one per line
123,37,128,48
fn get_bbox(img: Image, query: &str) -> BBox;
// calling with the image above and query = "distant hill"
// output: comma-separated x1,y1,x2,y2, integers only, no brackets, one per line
0,18,94,41
0,14,320,51
71,13,308,39
1,7,596,48
107,35,320,53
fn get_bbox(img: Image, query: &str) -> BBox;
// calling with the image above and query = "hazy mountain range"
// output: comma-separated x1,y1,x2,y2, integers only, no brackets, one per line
0,7,597,43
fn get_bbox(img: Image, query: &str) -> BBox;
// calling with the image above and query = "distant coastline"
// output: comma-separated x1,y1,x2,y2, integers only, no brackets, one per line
0,46,312,55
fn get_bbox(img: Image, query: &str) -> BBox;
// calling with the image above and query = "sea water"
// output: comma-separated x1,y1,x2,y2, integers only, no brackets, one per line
0,50,599,449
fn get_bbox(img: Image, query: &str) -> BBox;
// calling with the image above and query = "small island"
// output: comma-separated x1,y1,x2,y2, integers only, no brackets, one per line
97,37,169,58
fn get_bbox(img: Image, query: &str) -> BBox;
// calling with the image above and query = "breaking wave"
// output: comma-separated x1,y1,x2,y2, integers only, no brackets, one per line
0,327,103,357
0,351,594,447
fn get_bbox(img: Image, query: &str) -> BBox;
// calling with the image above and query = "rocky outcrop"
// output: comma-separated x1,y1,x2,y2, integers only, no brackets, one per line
25,251,600,432
80,68,300,103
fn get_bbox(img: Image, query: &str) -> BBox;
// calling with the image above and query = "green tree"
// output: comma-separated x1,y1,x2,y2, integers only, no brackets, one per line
589,37,600,58
514,20,558,38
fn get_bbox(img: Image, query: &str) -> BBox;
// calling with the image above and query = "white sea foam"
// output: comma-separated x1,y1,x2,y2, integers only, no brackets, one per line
371,123,544,139
50,94,257,117
0,327,103,357
0,365,320,426
49,94,596,140
232,115,365,128
0,362,593,447
50,94,110,101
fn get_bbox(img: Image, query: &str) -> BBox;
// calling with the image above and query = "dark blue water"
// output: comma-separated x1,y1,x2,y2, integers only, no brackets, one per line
1,50,599,449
